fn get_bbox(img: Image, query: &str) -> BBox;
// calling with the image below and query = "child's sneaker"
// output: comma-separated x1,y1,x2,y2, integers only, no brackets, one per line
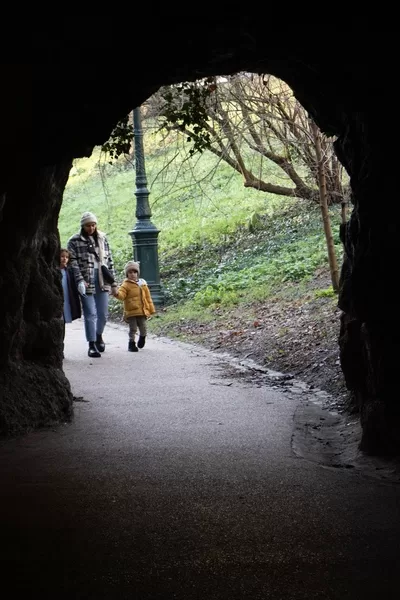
128,340,138,352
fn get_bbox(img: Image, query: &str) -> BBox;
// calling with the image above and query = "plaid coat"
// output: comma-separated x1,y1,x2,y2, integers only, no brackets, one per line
67,230,115,294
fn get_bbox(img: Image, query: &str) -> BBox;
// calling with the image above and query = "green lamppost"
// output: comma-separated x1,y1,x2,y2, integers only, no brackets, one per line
129,107,164,307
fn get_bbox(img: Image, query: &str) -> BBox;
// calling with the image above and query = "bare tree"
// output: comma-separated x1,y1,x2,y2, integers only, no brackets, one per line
146,73,349,288
310,120,340,291
148,74,349,208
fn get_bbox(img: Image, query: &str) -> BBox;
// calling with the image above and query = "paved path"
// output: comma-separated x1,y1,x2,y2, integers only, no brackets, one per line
1,320,400,599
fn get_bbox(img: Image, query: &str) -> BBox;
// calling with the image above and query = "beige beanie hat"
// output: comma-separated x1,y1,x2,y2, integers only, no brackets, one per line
80,211,98,227
124,261,140,276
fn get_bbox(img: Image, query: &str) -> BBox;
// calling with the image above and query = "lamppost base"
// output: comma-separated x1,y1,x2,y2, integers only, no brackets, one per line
147,283,164,309
129,224,164,309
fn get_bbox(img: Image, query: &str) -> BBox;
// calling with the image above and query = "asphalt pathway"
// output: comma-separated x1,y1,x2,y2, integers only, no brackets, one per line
1,320,399,599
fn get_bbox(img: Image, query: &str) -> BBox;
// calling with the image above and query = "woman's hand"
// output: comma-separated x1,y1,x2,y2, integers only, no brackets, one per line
77,281,87,296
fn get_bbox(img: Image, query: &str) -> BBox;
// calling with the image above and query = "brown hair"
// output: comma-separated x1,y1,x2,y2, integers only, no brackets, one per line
60,248,70,257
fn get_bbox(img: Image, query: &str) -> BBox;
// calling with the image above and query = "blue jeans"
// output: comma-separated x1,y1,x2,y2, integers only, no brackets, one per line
80,271,109,342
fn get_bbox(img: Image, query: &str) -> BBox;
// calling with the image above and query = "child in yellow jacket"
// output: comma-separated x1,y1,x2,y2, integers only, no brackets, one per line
111,261,156,352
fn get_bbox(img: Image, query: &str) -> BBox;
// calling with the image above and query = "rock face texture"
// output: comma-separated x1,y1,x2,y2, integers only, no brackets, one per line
1,16,396,453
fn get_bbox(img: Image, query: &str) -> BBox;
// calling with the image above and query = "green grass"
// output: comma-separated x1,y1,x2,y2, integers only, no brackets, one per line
60,127,296,272
59,128,345,325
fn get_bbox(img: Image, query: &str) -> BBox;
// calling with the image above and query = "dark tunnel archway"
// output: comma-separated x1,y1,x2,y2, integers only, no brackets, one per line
1,15,397,454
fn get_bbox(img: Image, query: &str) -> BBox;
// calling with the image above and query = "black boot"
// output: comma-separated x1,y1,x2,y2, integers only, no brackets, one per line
128,340,138,352
88,341,101,358
137,335,146,349
96,333,105,352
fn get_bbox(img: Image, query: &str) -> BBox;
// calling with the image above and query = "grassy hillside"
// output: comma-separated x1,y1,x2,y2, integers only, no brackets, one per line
59,129,286,270
59,128,344,320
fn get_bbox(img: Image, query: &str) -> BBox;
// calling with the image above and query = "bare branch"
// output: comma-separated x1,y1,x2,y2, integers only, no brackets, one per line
152,73,345,206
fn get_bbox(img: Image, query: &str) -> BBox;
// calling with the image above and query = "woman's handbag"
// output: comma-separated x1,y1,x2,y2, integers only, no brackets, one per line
101,265,115,285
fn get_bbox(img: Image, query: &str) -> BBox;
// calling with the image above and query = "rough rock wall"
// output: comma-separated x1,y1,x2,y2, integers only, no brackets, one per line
336,118,400,454
0,159,74,434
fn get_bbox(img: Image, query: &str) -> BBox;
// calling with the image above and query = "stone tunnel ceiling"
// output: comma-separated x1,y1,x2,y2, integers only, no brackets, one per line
29,15,372,165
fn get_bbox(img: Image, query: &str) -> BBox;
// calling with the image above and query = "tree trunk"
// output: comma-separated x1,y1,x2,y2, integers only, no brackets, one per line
311,121,340,292
341,201,348,224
